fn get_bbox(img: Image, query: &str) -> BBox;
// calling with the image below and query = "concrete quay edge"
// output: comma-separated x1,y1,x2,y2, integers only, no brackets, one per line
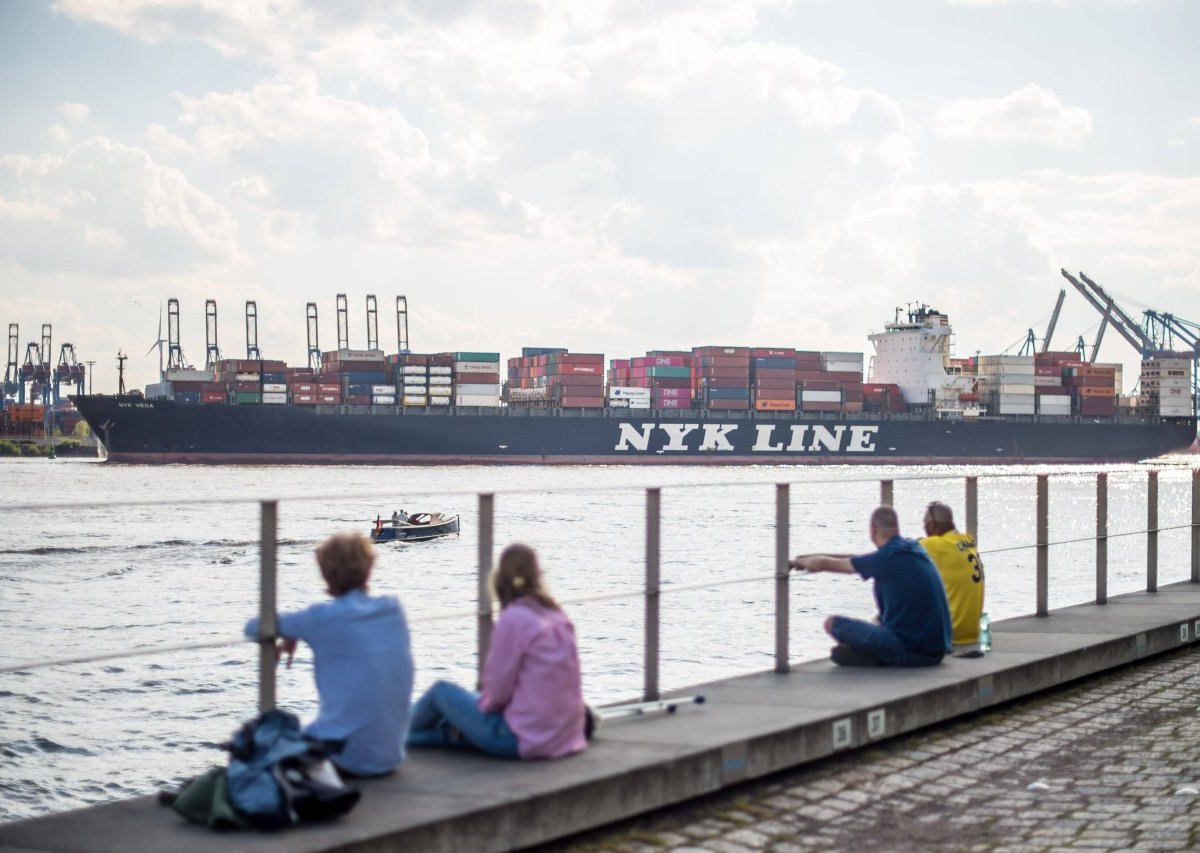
4,579,1200,853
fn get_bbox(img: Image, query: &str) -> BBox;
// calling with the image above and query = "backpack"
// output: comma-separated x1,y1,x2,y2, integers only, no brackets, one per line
223,709,360,830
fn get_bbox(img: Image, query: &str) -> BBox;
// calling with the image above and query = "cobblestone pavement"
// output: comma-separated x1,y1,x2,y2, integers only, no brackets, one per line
552,647,1200,852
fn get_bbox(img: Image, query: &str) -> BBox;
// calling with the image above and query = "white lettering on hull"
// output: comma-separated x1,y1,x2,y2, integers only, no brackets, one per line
615,423,879,454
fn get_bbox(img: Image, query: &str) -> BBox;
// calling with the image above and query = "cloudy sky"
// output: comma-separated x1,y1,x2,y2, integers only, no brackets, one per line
1,0,1197,394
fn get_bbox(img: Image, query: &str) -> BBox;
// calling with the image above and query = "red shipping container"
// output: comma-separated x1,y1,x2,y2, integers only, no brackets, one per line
693,355,749,368
752,367,797,380
553,353,604,365
751,348,796,358
292,383,316,393
317,383,341,394
799,401,841,412
703,400,750,410
1034,366,1061,376
201,391,226,404
346,395,371,404
864,383,901,393
553,364,602,375
843,402,865,413
559,396,604,407
647,350,691,358
232,381,259,392
318,394,341,404
456,372,500,385
823,370,863,382
429,354,454,367
754,378,796,391
795,371,829,382
801,379,841,392
754,391,794,402
292,394,317,405
551,374,603,388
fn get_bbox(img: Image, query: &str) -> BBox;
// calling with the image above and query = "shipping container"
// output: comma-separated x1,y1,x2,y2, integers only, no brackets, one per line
453,352,500,363
456,394,502,407
402,395,428,406
234,392,261,405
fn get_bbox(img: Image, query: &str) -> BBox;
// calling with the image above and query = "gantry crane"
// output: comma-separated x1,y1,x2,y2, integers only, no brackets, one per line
396,296,409,354
336,294,349,351
366,295,379,351
205,300,222,370
245,300,261,360
3,324,19,401
306,303,321,370
52,343,85,402
166,298,187,371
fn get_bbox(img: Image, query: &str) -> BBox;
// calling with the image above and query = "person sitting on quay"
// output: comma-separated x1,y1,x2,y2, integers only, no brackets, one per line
406,543,587,759
244,531,414,776
919,501,985,650
789,505,952,667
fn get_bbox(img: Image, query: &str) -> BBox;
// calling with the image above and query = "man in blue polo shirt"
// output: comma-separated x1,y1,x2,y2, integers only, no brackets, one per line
790,505,952,667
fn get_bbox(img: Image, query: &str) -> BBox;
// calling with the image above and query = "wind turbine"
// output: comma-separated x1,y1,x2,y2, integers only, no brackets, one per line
145,302,166,379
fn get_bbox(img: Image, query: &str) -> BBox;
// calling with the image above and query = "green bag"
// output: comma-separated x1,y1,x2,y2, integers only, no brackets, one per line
171,766,254,831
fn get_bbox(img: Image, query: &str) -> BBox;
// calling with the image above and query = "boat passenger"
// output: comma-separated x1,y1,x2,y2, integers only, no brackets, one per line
406,543,587,759
394,509,409,525
789,506,952,667
919,501,985,649
244,532,414,776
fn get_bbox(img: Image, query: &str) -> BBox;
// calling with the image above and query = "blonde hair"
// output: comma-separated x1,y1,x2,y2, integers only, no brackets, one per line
315,532,375,596
492,543,559,610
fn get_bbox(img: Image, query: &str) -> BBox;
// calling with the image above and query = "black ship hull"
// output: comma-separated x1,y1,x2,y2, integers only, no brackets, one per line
70,396,1197,465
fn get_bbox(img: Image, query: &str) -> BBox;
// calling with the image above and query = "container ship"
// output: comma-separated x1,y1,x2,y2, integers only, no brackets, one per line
69,306,1197,465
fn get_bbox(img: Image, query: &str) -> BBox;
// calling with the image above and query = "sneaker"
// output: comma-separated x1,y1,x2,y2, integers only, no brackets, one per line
830,644,883,667
584,705,602,741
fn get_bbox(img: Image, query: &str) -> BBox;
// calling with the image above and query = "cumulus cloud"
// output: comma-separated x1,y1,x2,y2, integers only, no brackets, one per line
0,137,238,276
933,84,1093,149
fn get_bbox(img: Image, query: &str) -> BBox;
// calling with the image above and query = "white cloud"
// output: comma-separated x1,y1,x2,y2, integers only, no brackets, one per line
0,137,239,276
57,102,91,124
933,84,1093,149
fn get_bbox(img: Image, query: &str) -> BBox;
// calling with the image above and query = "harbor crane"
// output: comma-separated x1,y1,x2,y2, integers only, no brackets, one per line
3,324,19,401
336,294,349,351
396,296,409,354
166,298,187,371
366,295,379,351
306,302,321,370
245,300,262,360
52,343,85,402
205,300,222,370
1018,288,1067,356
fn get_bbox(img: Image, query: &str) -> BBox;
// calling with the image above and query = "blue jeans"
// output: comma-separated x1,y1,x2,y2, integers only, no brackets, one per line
830,616,944,667
406,680,520,758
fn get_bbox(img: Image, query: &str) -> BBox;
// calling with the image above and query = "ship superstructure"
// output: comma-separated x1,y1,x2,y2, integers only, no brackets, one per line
868,305,976,414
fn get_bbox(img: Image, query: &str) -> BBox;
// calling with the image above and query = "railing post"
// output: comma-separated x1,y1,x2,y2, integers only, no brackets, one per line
644,487,661,702
1036,474,1048,617
880,479,894,507
1147,470,1158,593
1096,473,1108,605
965,476,978,539
1192,468,1200,583
775,483,789,674
477,493,495,685
258,499,278,713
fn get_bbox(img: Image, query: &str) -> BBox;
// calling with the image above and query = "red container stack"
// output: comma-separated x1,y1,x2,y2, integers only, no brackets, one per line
607,351,693,409
507,350,605,408
750,348,796,412
692,346,750,410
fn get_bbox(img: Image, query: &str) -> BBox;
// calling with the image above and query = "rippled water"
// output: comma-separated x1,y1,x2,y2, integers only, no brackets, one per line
1,456,1197,822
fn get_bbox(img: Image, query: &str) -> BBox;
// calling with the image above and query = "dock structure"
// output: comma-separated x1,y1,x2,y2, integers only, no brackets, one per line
4,579,1200,852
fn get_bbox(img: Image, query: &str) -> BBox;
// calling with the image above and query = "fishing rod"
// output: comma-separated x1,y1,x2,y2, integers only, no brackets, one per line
595,694,706,721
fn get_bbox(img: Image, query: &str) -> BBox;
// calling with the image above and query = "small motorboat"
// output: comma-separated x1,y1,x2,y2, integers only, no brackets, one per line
371,512,461,543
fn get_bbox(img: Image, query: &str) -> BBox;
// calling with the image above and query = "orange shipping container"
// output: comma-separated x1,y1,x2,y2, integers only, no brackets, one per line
755,399,796,411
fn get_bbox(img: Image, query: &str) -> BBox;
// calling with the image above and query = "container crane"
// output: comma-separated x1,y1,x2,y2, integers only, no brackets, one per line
53,343,85,402
306,303,321,370
245,300,261,360
396,296,409,354
1018,289,1066,356
366,295,378,351
3,324,18,402
166,298,187,371
336,294,349,351
205,300,222,370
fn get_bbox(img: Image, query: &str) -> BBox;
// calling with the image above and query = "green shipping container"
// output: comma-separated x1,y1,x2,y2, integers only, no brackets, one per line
647,366,691,378
234,392,262,404
453,352,500,363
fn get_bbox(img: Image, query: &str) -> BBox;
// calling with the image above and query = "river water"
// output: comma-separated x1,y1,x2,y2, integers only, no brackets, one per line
1,456,1197,822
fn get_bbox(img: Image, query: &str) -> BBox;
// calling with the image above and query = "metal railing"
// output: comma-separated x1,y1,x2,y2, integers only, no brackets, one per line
3,468,1199,713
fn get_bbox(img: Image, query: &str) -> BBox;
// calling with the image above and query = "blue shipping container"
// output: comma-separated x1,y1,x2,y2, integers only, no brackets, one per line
752,357,797,369
703,388,751,400
346,383,373,395
175,391,201,404
261,372,287,383
344,371,387,383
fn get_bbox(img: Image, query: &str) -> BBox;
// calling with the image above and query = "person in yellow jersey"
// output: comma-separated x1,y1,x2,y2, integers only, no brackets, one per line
919,502,985,648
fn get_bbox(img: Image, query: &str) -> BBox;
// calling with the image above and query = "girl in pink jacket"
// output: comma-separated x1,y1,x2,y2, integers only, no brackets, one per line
407,544,587,759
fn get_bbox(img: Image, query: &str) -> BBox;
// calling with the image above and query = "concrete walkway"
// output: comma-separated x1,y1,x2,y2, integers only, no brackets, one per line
4,580,1200,853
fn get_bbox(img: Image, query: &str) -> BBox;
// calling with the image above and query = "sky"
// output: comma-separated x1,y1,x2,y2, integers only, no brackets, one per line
0,0,1197,394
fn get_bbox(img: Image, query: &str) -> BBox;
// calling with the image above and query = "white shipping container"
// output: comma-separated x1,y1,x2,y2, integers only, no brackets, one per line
428,366,452,376
164,368,215,382
235,372,261,382
1143,357,1191,370
145,382,173,399
262,383,288,393
402,395,428,406
978,355,1034,366
262,392,288,405
372,396,396,405
1034,376,1062,387
401,365,427,375
994,393,1036,406
428,376,453,386
454,361,499,374
609,386,652,400
456,383,501,396
456,394,501,407
402,384,427,395
995,384,1036,395
820,351,863,364
371,384,396,395
995,404,1036,415
801,390,842,403
821,362,863,375
1038,398,1072,412
428,396,450,406
978,365,1036,377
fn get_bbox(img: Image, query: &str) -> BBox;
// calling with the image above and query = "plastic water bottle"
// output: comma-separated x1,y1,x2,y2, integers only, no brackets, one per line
978,612,992,653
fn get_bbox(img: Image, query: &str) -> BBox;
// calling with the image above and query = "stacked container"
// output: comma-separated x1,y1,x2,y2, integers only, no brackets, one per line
507,350,603,407
863,383,906,413
1139,356,1192,417
750,348,796,412
692,346,750,410
389,353,430,407
607,351,692,409
322,349,388,405
1032,352,1073,416
454,352,501,406
1063,364,1117,417
795,351,863,412
978,355,1035,415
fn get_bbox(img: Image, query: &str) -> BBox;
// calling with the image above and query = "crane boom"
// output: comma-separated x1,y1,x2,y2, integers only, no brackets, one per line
1040,289,1065,353
1060,269,1151,356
